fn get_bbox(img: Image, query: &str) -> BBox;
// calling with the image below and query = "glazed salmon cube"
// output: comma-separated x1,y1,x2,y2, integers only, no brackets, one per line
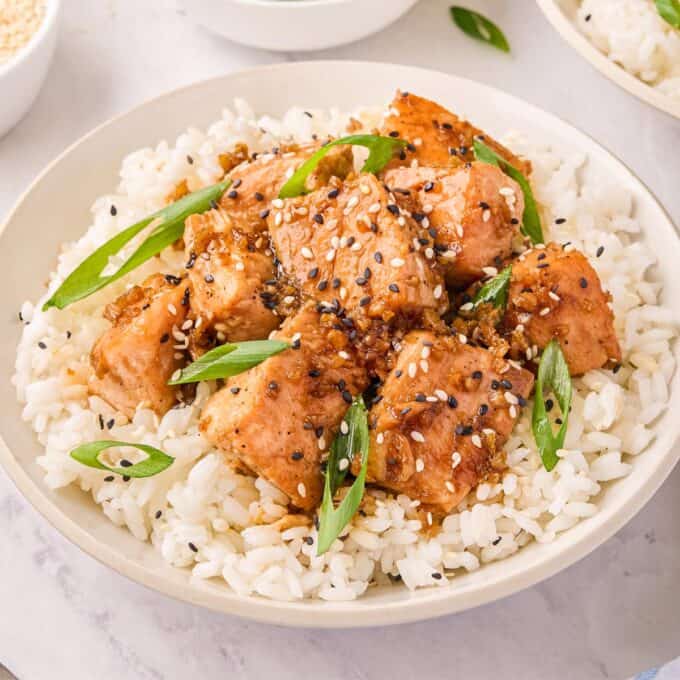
90,273,189,417
356,330,534,513
199,304,369,510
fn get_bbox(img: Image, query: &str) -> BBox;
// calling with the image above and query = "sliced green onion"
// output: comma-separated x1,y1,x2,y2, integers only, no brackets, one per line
43,179,232,311
450,6,511,52
656,0,680,28
70,441,174,478
473,139,543,245
168,340,289,385
278,134,407,200
532,340,572,471
472,265,512,310
317,396,370,555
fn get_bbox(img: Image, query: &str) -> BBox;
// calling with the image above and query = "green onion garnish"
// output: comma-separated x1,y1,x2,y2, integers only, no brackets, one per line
70,441,174,478
532,340,572,471
472,265,512,310
278,135,407,200
473,139,543,245
655,0,680,28
168,340,289,385
43,179,231,311
317,396,370,555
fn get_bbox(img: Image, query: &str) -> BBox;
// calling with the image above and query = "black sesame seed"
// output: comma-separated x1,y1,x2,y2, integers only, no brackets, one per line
501,379,513,389
160,333,170,344
431,572,442,580
120,459,132,468
537,253,547,261
303,422,314,430
291,451,304,461
308,369,321,378
110,205,117,216
188,542,198,553
479,201,490,210
596,245,605,257
268,381,279,391
313,213,324,224
388,283,400,293
400,407,412,416
449,147,458,156
423,181,435,193
479,404,489,416
415,393,426,403
315,426,324,438
389,130,400,138
337,379,346,390
359,295,371,307
492,536,502,546
227,190,238,199
38,341,46,349
332,277,341,289
374,251,383,264
555,417,563,425
612,363,622,374
98,414,104,430
585,13,591,21
555,217,566,225
186,155,194,164
370,222,378,233
355,277,367,286
292,338,301,350
472,370,483,380
545,398,554,412
363,267,371,279
580,277,588,288
210,199,219,210
165,274,182,286
510,217,519,225
259,209,270,219
107,418,115,430
317,279,328,291
304,536,314,545
517,396,527,407
122,475,131,482
406,143,416,153
104,475,115,482
204,274,215,283
308,267,319,280
346,236,355,247
327,188,340,199
386,204,400,216
254,191,264,201
395,370,403,378
537,263,549,269
447,395,458,408
232,179,242,188
155,510,162,519
230,386,241,395
341,390,353,404
185,252,197,269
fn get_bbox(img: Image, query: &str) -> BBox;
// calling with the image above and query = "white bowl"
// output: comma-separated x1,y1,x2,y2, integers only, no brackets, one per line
1,61,679,627
0,0,60,138
536,0,680,120
182,0,420,51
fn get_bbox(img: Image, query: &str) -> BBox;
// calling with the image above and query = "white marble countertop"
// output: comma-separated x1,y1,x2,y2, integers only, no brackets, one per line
1,1,679,678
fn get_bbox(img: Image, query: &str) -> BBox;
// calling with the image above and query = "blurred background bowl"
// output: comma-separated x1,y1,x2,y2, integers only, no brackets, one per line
182,0,420,52
0,0,60,138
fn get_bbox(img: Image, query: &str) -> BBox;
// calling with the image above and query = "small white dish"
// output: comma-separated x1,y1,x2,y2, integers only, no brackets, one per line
1,61,679,627
537,0,680,120
0,0,60,138
183,0,420,52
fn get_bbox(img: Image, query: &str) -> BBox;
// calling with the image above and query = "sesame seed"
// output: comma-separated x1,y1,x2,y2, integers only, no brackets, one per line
407,362,417,378
326,249,336,262
445,481,455,493
390,257,405,268
313,213,324,224
504,392,519,405
272,198,284,209
579,277,588,288
596,246,605,257
388,283,400,293
297,483,307,498
458,334,468,344
377,432,385,444
411,431,425,444
433,284,443,300
340,421,349,435
188,542,198,553
482,209,491,222
110,205,117,216
471,434,482,448
415,458,425,471
328,188,340,199
301,246,314,259
539,307,551,316
338,458,350,471
548,291,561,301
338,350,350,360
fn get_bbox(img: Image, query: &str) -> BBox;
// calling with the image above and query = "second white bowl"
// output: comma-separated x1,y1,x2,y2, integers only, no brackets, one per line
183,0,420,52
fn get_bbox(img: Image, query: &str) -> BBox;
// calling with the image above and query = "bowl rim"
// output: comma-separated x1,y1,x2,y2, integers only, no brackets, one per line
1,60,679,628
0,0,61,78
535,0,680,121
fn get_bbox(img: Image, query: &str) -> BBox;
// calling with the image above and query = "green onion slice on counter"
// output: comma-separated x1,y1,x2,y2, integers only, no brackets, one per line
317,396,370,556
279,135,407,199
449,6,511,52
168,340,289,385
532,340,572,471
43,179,232,311
70,441,174,478
473,139,544,245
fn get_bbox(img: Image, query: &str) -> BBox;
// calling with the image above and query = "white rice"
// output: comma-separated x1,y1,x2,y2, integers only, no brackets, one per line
12,100,677,601
577,0,680,99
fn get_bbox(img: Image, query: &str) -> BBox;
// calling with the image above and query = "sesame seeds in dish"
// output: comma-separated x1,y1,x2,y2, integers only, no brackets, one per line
13,92,677,602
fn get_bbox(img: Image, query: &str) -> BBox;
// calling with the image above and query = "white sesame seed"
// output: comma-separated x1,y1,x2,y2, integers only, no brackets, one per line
413,137,423,146
338,458,349,471
535,243,546,249
426,511,433,526
482,209,491,222
338,350,350,360
424,247,434,259
167,303,177,316
181,320,193,331
390,257,405,268
351,242,362,252
398,216,406,226
509,405,518,418
460,302,474,311
426,396,438,403
272,198,284,209
368,202,381,214
415,457,425,472
339,287,347,300
434,284,443,300
525,347,533,361
411,431,425,443
347,195,359,209
326,249,336,262
420,360,429,373
171,369,182,381
301,246,313,259
539,307,551,316
504,391,519,405
421,346,431,359
435,389,448,401
472,434,483,448
499,187,514,196
360,182,370,195
331,236,340,249
408,362,417,378
318,436,326,450
297,483,306,498
423,204,433,214
458,334,468,344
283,295,295,305
482,266,498,277
274,212,283,227
376,432,384,444
445,481,455,493
235,261,245,271
451,452,462,468
340,421,349,435
548,291,561,302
